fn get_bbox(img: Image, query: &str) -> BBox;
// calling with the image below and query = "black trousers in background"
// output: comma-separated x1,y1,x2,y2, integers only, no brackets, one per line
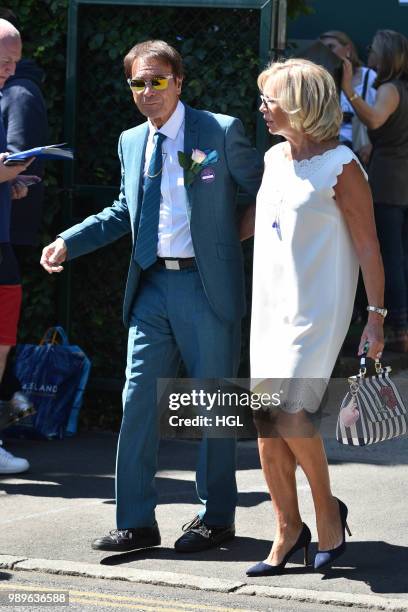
0,347,20,401
374,202,408,331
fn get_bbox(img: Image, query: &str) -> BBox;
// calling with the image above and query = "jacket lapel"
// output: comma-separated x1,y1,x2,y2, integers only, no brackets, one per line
183,105,200,223
131,124,149,225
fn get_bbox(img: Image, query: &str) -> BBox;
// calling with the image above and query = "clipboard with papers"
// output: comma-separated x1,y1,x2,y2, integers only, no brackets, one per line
4,143,74,165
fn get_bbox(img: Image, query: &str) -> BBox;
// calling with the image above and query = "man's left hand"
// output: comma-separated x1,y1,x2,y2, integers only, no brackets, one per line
11,179,28,200
10,175,41,200
239,203,256,241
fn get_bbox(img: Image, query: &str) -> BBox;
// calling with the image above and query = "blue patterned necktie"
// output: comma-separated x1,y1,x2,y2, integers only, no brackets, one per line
134,131,166,269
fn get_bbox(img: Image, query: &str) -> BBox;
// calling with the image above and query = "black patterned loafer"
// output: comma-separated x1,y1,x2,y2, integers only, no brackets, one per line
174,516,235,552
92,522,161,552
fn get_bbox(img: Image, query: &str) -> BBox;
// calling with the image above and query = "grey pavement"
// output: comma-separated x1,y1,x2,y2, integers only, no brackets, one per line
1,397,408,610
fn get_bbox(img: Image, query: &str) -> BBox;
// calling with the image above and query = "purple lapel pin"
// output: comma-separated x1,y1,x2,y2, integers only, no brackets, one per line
200,167,215,183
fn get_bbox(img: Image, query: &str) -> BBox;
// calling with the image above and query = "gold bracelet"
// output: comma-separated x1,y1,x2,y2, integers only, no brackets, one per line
349,92,359,102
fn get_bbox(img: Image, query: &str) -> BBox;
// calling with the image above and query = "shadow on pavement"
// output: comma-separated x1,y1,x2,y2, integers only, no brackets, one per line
99,535,278,565
315,540,408,595
0,435,268,508
0,474,269,509
0,475,115,499
98,540,408,596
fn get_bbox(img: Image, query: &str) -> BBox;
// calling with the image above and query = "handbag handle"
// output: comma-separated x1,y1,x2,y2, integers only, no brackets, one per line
354,352,391,381
357,339,388,377
361,67,371,101
39,326,69,346
348,353,391,397
358,354,382,377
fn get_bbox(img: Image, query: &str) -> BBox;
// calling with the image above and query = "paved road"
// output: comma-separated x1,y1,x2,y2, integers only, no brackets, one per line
1,427,408,610
0,570,372,612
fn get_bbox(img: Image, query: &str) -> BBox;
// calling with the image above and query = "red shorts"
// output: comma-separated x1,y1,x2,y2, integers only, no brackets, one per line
0,284,22,345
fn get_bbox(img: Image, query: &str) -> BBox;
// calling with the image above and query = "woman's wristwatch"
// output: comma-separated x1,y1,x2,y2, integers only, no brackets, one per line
367,305,388,318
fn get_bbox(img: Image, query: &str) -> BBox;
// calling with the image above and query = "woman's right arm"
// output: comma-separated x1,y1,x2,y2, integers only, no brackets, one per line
334,160,385,359
342,59,399,130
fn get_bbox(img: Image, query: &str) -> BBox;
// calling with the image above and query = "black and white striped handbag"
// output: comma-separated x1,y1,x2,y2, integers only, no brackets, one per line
336,357,407,446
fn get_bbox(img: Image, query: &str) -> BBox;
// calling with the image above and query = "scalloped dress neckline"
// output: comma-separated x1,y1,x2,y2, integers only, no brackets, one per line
282,143,347,166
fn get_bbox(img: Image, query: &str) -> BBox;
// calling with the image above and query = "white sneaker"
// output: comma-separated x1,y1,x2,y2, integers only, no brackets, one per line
10,392,33,413
0,441,30,474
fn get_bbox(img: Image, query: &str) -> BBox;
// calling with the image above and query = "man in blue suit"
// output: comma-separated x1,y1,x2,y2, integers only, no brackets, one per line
41,40,262,553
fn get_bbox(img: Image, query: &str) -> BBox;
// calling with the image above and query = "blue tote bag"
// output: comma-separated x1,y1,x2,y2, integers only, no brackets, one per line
11,327,91,439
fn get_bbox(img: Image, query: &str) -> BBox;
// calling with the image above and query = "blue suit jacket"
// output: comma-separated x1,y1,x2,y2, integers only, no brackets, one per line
1,59,48,245
60,104,263,325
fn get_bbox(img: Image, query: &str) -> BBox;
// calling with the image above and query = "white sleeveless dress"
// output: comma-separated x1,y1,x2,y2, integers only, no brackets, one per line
250,143,366,380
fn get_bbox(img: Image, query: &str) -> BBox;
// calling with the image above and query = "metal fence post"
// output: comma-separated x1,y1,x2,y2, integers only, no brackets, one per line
59,0,79,334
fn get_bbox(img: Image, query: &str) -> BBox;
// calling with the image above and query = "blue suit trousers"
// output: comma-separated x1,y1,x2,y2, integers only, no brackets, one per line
116,265,240,528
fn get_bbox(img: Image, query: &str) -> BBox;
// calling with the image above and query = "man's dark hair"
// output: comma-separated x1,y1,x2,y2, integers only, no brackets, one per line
0,8,19,29
124,40,184,79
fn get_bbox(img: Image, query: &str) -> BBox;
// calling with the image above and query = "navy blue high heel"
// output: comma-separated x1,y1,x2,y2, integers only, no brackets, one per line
246,523,311,576
314,498,352,570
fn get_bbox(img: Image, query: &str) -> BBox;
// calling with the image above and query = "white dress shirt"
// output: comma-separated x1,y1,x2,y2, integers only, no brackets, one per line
340,67,377,144
144,100,194,258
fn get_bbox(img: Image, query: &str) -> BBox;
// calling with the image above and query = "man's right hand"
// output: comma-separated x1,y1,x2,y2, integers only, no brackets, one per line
40,238,67,274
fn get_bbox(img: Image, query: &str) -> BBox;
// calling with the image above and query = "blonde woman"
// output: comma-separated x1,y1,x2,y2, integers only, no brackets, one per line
248,59,385,575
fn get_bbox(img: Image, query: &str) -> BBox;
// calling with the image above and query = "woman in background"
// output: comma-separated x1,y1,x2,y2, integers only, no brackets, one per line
320,30,376,165
342,30,408,352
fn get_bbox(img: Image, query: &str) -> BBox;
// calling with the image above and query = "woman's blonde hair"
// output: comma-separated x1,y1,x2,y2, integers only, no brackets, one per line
257,58,342,142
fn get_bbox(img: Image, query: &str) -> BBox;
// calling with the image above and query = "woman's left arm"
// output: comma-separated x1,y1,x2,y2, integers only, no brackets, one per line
342,59,399,129
334,160,385,359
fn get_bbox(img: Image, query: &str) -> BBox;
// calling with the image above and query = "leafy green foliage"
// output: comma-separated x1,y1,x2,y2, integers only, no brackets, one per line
75,4,262,186
288,0,313,19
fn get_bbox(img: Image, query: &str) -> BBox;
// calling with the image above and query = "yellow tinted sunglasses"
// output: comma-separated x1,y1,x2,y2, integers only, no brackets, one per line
127,75,174,92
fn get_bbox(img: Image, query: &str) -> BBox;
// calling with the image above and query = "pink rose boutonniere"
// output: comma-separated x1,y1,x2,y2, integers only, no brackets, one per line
178,148,219,187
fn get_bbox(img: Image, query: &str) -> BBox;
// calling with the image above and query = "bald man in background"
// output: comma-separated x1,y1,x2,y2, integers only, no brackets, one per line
0,18,37,474
0,9,48,411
